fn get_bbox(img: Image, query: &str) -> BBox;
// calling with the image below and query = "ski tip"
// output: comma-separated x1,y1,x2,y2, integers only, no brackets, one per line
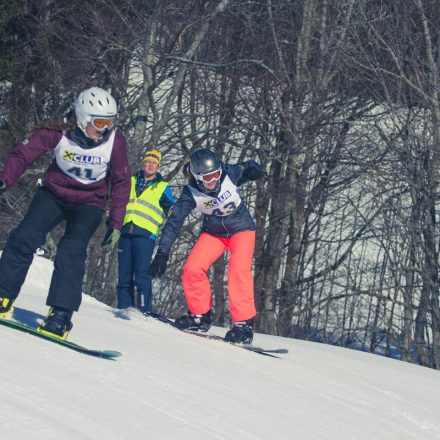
100,350,122,358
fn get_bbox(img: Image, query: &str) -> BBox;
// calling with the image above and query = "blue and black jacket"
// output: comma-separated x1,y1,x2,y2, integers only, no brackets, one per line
157,160,262,255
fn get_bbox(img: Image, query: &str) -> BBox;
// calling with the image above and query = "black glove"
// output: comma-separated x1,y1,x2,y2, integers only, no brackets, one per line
101,228,120,252
0,180,6,197
148,253,169,278
241,161,262,181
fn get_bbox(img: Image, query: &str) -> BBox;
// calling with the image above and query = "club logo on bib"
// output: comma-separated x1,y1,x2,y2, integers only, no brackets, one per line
203,190,232,209
63,150,101,165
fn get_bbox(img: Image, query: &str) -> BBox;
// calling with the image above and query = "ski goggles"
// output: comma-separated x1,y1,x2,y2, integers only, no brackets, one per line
91,116,115,131
201,169,222,184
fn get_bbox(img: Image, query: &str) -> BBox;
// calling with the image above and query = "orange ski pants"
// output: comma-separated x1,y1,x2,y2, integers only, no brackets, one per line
182,230,257,322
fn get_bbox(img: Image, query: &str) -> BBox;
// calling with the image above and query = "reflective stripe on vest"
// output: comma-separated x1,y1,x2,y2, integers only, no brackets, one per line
123,177,168,235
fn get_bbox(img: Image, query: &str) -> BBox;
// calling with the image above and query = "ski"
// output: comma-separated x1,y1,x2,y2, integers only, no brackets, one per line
184,330,288,355
145,311,288,358
0,317,121,360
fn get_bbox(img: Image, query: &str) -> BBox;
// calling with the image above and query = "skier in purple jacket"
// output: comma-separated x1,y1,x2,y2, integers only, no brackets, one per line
0,87,131,340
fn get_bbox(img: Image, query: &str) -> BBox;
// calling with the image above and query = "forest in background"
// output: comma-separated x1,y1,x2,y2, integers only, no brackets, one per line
2,0,440,369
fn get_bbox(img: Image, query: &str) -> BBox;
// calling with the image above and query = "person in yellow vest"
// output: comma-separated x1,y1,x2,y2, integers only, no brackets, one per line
117,149,174,312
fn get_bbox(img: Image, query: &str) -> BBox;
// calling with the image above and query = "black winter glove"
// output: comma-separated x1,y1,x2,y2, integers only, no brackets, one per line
241,161,262,181
101,228,121,252
148,253,169,278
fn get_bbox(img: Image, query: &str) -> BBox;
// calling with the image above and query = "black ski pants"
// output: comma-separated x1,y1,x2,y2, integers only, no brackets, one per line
0,187,103,311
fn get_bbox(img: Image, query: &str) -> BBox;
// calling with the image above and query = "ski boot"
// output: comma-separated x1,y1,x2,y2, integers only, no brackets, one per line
224,318,254,344
37,307,73,341
174,310,213,332
0,297,14,319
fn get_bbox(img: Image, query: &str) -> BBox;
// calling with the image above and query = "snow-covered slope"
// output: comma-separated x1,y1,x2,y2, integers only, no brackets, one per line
1,256,440,440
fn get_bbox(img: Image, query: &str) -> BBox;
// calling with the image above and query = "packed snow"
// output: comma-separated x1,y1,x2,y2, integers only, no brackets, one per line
1,255,440,440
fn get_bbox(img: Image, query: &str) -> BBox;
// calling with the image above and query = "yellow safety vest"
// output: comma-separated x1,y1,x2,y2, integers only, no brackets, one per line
123,177,168,235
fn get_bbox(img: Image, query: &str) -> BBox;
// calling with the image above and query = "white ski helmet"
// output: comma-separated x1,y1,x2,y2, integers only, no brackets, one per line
74,87,117,133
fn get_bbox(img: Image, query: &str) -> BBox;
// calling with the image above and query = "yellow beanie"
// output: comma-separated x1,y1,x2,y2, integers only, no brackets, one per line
143,149,162,165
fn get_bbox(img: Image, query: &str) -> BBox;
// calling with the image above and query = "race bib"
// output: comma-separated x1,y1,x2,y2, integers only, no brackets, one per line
54,131,115,184
189,175,242,216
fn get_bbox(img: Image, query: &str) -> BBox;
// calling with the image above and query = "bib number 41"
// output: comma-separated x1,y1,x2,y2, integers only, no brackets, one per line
67,167,96,181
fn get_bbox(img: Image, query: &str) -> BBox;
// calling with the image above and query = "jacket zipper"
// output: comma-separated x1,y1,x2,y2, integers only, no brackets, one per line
129,197,137,234
221,216,230,237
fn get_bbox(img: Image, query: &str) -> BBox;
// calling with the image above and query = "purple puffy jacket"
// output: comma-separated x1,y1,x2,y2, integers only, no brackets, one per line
0,128,131,229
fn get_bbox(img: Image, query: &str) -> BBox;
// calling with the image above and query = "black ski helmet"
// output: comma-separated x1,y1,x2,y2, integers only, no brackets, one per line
189,148,222,185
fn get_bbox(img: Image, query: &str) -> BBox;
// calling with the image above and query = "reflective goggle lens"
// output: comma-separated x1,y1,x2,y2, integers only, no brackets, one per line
202,170,221,183
92,117,115,130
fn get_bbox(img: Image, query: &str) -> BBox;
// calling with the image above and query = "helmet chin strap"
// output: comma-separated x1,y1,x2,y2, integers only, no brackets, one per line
77,123,88,137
